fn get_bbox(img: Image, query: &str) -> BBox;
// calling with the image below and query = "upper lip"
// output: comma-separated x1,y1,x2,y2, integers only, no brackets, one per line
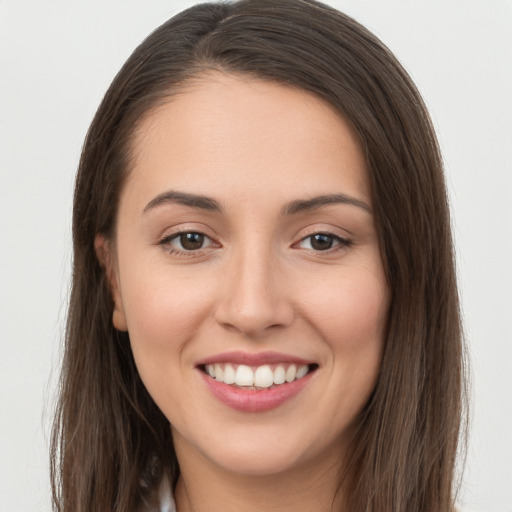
196,350,314,367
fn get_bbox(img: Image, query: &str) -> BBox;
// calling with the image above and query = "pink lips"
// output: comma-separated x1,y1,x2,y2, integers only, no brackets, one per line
196,351,316,413
196,350,312,367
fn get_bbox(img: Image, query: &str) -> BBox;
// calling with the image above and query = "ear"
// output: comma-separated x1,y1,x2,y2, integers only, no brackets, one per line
94,234,128,332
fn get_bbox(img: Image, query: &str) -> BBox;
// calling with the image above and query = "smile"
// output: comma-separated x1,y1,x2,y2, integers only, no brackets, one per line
203,362,312,389
197,352,318,412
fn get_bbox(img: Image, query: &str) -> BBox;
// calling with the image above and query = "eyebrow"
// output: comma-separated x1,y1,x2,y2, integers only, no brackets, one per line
143,190,222,213
143,190,371,215
283,194,371,215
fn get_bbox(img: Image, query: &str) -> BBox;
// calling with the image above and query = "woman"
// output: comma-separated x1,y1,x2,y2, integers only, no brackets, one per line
51,0,466,510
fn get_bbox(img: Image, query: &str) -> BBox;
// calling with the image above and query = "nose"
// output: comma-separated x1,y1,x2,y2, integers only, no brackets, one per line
214,245,294,337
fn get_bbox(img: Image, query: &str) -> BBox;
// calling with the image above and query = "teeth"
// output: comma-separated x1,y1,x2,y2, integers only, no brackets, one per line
254,365,274,388
204,362,311,388
235,365,254,386
223,363,235,384
273,365,286,385
214,364,224,381
285,364,297,382
296,365,308,379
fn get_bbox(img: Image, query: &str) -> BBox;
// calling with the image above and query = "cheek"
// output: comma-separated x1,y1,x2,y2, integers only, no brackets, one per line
119,264,216,362
301,267,388,404
302,266,388,348
119,267,219,419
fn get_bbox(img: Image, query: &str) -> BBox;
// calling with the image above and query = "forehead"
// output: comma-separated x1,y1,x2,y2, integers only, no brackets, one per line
125,72,370,209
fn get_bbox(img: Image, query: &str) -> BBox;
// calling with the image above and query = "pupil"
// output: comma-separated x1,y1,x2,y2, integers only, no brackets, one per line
311,234,333,250
180,232,204,250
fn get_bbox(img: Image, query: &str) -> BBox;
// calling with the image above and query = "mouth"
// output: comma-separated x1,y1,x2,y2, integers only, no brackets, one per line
200,362,318,390
196,351,319,412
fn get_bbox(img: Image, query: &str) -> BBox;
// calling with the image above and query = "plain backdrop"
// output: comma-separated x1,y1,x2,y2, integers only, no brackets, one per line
0,1,511,511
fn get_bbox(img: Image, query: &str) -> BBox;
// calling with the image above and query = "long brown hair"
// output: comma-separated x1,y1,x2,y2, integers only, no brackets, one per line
51,1,467,510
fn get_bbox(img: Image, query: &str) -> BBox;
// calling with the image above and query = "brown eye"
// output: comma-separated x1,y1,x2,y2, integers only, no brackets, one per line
296,233,350,252
161,231,215,253
310,234,334,250
179,232,205,250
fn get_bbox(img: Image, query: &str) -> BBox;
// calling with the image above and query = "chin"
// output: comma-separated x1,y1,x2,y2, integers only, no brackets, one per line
205,442,307,477
175,418,344,479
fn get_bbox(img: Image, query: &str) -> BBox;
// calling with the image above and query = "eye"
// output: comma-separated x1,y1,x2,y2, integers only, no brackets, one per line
160,231,215,252
296,233,350,251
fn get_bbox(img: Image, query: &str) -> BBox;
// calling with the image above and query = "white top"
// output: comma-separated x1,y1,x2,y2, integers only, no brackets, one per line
158,477,176,512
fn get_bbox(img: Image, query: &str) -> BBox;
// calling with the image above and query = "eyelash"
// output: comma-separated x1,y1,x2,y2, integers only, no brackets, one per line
295,232,352,252
159,231,216,256
158,230,352,256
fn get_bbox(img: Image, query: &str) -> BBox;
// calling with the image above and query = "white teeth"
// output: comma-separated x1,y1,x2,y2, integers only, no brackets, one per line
273,365,286,385
204,362,312,387
223,363,235,384
214,364,224,381
254,365,274,388
285,364,297,382
235,365,254,386
296,364,308,379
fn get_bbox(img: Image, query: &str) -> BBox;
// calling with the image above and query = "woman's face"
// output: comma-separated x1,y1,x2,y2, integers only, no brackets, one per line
107,73,389,478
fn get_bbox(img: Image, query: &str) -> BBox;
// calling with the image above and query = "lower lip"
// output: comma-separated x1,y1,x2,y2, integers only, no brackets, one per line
199,369,315,412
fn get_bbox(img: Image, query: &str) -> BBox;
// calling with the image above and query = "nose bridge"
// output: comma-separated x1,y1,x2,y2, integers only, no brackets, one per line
215,237,292,336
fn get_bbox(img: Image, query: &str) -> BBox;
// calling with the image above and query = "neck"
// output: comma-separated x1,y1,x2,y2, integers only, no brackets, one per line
173,436,347,512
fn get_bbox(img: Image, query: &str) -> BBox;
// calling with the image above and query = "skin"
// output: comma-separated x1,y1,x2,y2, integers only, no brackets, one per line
98,73,389,512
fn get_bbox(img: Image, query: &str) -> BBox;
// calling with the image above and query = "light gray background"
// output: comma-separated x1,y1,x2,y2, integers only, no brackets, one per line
1,1,511,511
